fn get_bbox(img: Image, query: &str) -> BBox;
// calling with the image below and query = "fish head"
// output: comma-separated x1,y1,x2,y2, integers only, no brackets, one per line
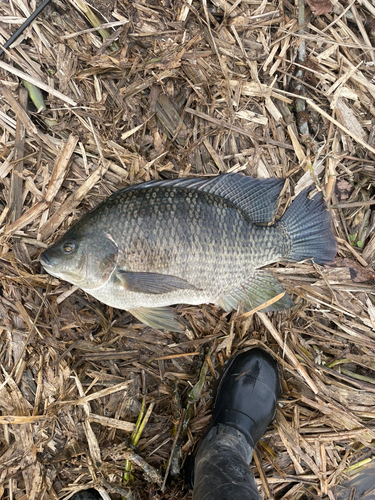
40,226,118,290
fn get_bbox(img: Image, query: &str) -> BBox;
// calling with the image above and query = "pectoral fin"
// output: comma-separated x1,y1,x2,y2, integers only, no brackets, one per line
217,271,295,313
116,270,198,294
128,306,185,332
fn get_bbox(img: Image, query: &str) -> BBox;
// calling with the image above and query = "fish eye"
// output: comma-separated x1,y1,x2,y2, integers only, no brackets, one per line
63,240,76,254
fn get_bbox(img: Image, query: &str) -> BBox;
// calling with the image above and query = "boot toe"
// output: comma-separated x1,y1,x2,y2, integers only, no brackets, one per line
211,348,281,447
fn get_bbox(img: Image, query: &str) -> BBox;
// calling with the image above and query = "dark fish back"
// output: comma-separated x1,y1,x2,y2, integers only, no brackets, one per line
84,186,263,291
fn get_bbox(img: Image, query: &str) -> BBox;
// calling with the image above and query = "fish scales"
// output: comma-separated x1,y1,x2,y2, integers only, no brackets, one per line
79,187,287,305
40,174,337,331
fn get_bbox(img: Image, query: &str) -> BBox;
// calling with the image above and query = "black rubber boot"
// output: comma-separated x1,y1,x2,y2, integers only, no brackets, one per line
70,490,101,500
191,348,281,500
211,347,281,448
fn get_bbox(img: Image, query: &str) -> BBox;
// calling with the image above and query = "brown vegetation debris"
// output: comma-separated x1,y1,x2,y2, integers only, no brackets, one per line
305,0,334,16
1,0,375,498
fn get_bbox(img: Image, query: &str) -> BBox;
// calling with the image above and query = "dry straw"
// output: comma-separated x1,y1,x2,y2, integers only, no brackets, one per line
0,0,375,498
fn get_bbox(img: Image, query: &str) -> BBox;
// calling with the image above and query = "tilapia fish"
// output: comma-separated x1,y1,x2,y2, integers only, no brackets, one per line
40,174,337,331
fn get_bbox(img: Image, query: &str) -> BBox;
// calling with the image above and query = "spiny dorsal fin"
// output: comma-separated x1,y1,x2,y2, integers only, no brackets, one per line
122,173,284,224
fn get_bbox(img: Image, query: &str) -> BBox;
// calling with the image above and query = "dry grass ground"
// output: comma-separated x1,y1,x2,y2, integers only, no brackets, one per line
1,0,375,498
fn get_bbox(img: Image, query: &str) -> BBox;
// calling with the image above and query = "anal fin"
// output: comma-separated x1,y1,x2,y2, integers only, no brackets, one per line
128,306,185,332
217,271,295,313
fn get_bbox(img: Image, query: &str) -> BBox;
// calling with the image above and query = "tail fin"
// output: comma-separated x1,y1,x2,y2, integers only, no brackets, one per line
279,188,337,264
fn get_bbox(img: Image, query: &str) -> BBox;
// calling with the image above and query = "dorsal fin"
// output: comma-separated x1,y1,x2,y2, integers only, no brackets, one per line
123,173,285,223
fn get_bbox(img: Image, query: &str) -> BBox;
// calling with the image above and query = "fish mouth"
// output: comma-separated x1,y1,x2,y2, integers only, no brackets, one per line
39,251,88,285
40,251,52,267
39,254,61,280
40,252,56,274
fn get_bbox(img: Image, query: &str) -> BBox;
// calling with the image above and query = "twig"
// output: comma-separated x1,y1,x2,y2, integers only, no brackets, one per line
253,449,273,499
88,414,135,433
60,20,128,40
121,451,163,486
161,408,185,491
8,86,27,223
231,292,286,322
330,199,375,209
74,380,134,405
185,108,294,150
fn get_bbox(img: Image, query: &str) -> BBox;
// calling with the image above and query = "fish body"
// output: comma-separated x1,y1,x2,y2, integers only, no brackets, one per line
40,174,337,331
